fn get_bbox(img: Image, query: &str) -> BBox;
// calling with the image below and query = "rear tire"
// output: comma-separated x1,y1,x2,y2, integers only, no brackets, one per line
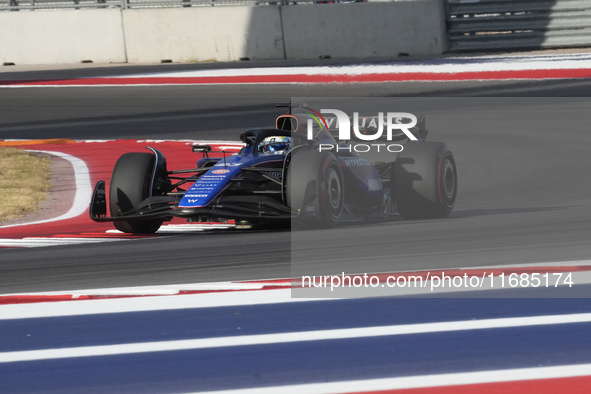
394,142,457,219
109,152,163,234
286,150,344,228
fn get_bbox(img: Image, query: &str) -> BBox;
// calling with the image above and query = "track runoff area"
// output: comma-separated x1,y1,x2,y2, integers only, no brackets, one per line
2,53,591,392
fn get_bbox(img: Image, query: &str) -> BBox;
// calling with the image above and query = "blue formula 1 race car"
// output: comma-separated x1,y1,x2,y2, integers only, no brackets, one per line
89,109,457,233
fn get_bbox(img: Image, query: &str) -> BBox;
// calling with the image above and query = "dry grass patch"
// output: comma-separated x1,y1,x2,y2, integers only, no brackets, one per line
0,148,51,222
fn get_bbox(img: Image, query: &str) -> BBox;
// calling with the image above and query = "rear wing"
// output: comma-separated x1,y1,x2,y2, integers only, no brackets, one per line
276,112,428,142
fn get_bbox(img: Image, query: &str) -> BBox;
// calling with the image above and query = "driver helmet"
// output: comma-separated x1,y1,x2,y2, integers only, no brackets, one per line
259,136,291,153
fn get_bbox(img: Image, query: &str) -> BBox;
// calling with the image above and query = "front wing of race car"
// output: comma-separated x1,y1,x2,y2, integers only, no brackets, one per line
89,178,295,225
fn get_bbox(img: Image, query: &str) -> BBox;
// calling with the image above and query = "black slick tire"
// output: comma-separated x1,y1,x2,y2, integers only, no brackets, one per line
109,152,163,234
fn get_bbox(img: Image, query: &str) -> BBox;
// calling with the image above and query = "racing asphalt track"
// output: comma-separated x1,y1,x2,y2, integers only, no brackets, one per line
0,65,591,294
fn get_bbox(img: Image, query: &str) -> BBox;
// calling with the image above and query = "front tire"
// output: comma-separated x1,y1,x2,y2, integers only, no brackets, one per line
109,152,163,233
394,142,457,219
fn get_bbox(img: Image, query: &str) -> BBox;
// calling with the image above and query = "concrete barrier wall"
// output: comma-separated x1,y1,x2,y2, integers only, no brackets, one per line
0,2,445,66
0,9,126,65
122,7,285,63
281,1,447,60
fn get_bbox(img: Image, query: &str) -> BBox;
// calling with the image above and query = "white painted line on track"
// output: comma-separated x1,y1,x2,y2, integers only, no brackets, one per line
0,139,243,145
0,83,297,88
156,224,234,232
0,237,128,248
0,288,311,320
135,139,244,145
191,363,591,394
1,312,591,363
4,281,287,297
105,223,236,234
0,150,91,229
